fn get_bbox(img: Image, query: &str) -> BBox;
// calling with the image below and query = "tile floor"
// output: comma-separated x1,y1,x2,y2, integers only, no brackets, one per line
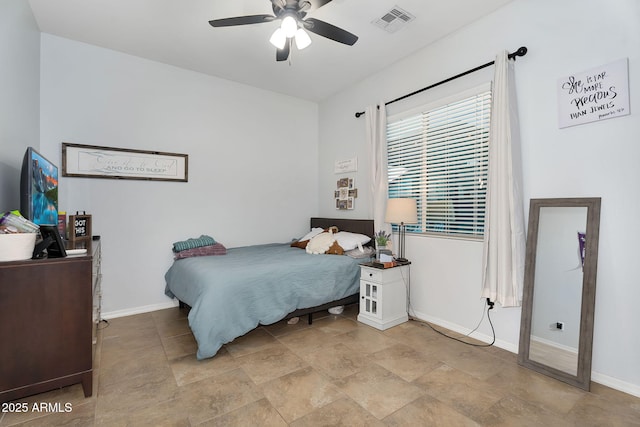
1,305,639,426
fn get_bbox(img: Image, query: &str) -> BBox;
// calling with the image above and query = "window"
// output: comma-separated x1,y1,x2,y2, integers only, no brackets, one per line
387,86,491,238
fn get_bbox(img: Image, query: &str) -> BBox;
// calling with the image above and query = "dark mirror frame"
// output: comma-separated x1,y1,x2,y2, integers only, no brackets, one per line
518,197,601,390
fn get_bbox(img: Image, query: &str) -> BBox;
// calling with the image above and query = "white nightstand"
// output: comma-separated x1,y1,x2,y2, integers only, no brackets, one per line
357,263,409,330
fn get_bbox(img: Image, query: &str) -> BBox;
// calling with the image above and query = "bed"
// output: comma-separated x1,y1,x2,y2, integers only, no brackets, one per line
164,217,374,360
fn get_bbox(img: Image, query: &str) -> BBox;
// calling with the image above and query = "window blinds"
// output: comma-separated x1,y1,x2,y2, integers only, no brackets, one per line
387,89,492,237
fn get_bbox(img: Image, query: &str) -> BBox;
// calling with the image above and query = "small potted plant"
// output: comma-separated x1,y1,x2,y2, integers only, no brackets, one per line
374,230,390,249
374,230,391,261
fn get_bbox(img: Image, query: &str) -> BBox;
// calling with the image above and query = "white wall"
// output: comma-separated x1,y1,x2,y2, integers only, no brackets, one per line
39,34,319,316
319,0,640,396
0,0,40,211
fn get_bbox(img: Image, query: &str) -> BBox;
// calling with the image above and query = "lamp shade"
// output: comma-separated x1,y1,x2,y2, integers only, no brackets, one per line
385,198,417,224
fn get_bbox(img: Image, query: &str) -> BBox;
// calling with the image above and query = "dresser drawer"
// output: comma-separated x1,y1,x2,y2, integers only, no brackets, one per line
361,267,383,282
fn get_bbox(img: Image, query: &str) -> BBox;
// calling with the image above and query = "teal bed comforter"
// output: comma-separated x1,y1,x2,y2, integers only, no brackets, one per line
164,243,361,359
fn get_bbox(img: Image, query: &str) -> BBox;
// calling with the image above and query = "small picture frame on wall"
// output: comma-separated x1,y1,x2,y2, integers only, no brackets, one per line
68,213,92,242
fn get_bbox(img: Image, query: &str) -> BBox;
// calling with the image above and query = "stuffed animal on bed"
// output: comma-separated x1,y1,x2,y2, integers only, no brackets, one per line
291,227,335,250
305,232,333,254
304,227,344,255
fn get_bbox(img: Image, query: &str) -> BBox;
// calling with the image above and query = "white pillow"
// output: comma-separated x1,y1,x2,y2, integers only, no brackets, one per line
333,231,371,251
298,227,325,242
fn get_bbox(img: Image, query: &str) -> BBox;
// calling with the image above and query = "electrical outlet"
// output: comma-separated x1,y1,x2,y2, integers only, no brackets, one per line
549,321,565,331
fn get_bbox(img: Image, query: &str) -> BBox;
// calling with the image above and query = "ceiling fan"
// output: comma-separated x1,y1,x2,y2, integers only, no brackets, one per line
209,0,359,62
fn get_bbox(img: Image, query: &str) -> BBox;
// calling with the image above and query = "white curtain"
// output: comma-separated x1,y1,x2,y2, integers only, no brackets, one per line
365,103,391,234
481,50,526,308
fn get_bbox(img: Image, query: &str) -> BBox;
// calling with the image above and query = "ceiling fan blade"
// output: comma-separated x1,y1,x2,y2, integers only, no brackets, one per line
303,18,358,46
276,42,290,62
209,15,274,27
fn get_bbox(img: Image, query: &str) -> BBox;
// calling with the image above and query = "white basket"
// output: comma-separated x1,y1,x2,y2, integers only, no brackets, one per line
0,233,37,262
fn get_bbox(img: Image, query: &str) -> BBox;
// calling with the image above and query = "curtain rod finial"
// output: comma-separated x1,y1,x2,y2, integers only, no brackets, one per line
507,46,528,60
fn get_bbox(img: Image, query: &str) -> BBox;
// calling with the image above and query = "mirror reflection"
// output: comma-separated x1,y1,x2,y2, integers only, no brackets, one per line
529,206,587,375
518,197,601,391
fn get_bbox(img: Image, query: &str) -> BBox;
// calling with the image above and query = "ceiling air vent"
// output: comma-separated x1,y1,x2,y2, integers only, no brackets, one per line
372,6,416,33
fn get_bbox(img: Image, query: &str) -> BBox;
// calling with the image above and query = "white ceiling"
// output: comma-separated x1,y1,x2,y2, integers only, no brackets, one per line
28,0,514,102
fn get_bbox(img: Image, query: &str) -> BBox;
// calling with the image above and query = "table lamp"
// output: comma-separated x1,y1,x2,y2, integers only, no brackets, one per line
385,198,417,263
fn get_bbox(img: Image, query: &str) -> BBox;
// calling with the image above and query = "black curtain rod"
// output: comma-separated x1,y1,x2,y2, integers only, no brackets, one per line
354,46,528,118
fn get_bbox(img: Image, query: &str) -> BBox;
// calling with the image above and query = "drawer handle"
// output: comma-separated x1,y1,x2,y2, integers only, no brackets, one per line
369,273,373,277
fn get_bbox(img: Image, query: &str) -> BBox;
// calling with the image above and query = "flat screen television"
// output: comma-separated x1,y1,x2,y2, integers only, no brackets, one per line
20,147,59,226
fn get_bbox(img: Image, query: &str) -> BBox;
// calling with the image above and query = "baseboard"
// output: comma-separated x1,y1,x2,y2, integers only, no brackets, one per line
410,309,640,398
591,372,640,398
409,308,517,353
101,300,179,320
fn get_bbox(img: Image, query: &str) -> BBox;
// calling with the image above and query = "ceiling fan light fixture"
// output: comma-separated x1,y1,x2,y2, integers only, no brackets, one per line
281,15,298,38
209,0,359,63
294,28,312,50
269,28,287,49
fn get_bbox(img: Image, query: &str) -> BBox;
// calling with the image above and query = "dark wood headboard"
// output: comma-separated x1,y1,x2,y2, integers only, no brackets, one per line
310,218,375,246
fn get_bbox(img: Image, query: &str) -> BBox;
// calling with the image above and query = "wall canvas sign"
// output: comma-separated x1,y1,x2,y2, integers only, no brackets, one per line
334,157,358,174
558,58,630,129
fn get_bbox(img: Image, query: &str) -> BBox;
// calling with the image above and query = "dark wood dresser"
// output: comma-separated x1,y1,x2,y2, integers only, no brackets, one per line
0,239,101,403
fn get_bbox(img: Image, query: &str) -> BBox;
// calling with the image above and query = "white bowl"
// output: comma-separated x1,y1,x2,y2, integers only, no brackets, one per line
0,233,37,262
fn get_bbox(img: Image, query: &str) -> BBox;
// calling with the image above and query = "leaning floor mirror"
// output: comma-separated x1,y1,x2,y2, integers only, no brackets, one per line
518,197,601,390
